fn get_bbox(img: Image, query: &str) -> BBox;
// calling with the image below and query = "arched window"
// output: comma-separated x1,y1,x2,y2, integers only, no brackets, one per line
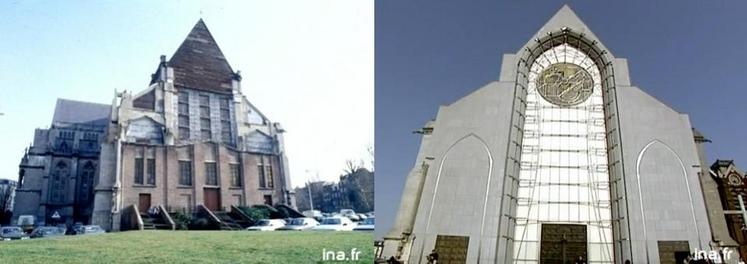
79,162,95,202
51,161,69,203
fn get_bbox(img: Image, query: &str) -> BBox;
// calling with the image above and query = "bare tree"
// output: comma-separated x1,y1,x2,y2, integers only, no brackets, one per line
0,186,12,212
344,159,364,175
367,144,374,170
0,184,14,224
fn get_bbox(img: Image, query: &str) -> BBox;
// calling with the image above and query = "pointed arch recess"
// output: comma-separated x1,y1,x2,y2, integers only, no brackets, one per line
635,139,703,262
418,133,494,262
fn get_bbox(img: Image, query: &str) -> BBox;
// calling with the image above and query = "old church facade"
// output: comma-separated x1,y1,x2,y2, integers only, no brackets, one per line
15,19,295,231
382,6,729,264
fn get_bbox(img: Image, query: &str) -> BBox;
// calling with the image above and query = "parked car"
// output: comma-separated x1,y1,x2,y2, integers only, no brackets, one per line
17,215,35,233
353,217,374,231
30,226,66,239
246,219,285,231
312,216,356,231
76,225,106,235
339,209,360,221
302,210,323,220
277,217,319,231
1,226,30,241
357,213,368,220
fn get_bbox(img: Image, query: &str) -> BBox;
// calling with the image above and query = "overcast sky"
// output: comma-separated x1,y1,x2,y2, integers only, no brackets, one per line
375,0,747,239
0,1,373,188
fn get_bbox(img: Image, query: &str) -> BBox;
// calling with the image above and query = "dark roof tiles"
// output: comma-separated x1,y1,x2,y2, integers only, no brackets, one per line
168,19,236,93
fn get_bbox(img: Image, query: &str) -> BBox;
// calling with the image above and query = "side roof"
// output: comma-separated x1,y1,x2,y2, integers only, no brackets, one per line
52,98,111,127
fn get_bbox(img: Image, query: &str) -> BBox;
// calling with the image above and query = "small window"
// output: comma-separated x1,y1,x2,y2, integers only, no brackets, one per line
178,103,189,115
134,158,144,184
199,106,210,118
179,127,190,140
200,118,211,129
199,95,210,106
265,165,274,188
200,117,212,140
178,115,189,126
179,161,192,186
230,164,241,187
147,158,156,185
219,98,230,109
221,121,232,143
258,164,266,188
201,129,212,140
178,92,189,103
205,162,218,185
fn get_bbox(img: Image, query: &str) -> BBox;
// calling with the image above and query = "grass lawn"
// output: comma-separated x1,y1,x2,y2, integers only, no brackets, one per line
0,230,373,263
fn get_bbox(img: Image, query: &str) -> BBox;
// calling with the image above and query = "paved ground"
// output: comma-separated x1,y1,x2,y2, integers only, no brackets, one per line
0,230,373,263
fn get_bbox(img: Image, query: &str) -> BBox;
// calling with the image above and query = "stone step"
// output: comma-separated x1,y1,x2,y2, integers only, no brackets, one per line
153,224,172,229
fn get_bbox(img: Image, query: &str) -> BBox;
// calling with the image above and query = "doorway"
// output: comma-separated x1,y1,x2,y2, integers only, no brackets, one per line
204,188,221,211
138,193,151,211
433,235,469,263
263,195,273,206
657,241,690,264
540,224,588,264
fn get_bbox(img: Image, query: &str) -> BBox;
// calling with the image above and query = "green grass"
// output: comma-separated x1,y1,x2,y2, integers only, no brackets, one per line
0,230,373,263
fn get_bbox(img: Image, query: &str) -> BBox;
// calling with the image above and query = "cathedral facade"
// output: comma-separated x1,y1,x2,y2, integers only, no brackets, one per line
15,19,294,231
383,6,722,264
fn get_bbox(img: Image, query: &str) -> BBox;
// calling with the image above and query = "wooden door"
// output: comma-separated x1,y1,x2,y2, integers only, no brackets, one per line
263,195,273,206
139,193,151,211
204,188,221,211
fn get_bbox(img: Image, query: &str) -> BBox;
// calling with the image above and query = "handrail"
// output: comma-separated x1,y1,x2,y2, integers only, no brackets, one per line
230,205,253,223
125,204,145,231
197,204,222,225
157,204,176,230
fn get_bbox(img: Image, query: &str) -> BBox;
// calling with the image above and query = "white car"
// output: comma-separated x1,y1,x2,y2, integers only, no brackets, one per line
339,209,360,221
353,217,374,231
246,219,285,231
277,217,319,231
312,216,356,231
302,210,323,220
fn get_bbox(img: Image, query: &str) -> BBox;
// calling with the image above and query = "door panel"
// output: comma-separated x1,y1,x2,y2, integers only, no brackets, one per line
139,193,151,211
540,224,587,264
204,188,221,211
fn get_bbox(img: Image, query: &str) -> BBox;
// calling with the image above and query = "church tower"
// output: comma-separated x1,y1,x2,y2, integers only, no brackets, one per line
383,6,713,263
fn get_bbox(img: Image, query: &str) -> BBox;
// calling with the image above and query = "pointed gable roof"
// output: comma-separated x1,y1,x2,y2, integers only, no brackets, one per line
518,5,615,58
169,19,235,93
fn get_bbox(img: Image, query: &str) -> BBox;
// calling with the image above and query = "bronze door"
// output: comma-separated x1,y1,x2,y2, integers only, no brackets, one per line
139,193,151,211
204,188,221,211
433,235,469,264
540,224,587,264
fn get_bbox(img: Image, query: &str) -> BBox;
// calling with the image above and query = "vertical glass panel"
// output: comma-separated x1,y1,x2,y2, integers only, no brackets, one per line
514,43,613,264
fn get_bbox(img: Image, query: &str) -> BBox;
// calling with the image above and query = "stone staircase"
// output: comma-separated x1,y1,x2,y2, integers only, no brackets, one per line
213,211,244,230
140,213,174,230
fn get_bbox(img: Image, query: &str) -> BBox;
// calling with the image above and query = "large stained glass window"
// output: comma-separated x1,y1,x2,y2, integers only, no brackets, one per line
513,43,613,264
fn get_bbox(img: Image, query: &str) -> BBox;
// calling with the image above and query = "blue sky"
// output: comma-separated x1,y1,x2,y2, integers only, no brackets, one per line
0,1,374,187
375,1,747,239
